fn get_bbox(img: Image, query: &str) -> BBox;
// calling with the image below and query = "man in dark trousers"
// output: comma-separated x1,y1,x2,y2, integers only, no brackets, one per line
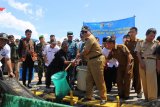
102,37,118,92
18,29,36,88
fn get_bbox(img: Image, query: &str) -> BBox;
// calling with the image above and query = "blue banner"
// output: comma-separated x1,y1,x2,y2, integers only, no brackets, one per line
83,17,135,44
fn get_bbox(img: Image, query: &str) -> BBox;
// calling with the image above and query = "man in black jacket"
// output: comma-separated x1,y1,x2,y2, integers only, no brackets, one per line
47,41,75,79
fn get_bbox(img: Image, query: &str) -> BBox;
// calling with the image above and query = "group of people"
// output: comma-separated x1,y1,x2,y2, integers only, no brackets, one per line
102,27,160,102
0,26,160,105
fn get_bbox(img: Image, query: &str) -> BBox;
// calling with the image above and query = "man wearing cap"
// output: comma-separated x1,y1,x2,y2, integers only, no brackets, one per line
77,26,107,105
35,35,48,85
0,33,15,79
66,31,78,89
107,36,133,100
43,39,59,88
18,29,36,88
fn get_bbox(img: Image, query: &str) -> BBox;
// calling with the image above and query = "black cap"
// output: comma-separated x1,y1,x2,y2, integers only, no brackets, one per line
8,35,14,39
67,31,73,36
106,36,115,43
103,37,107,43
123,34,130,39
81,26,91,32
50,35,55,37
0,33,8,40
157,36,160,42
103,36,111,43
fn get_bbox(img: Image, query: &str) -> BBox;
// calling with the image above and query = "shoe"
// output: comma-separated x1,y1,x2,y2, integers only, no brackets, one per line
144,99,148,102
107,89,111,92
23,83,26,86
123,96,130,100
100,100,107,105
46,85,50,89
131,87,134,90
137,92,142,98
71,85,75,90
36,81,42,85
118,94,124,99
27,84,32,88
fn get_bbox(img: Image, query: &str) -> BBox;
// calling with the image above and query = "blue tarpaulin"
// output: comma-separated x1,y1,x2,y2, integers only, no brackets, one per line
83,16,135,44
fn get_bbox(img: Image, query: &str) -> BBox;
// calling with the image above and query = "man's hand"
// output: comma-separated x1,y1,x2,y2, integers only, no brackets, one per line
76,59,81,65
5,58,15,78
157,66,160,74
126,63,132,74
45,60,48,64
71,59,77,66
157,68,160,74
157,60,160,74
9,72,15,78
76,53,81,59
71,61,76,66
140,61,146,71
43,55,48,64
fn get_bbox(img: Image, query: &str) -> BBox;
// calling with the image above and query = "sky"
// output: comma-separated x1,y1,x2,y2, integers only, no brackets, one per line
0,0,160,42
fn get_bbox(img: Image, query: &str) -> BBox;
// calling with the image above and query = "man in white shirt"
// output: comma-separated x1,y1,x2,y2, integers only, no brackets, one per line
43,40,59,88
0,33,15,79
102,37,119,92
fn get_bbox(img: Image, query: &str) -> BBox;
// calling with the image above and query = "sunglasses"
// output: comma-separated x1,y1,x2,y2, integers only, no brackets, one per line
81,30,87,34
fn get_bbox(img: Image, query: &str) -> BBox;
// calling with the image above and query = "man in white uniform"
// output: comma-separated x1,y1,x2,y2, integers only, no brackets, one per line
43,40,59,88
0,33,15,79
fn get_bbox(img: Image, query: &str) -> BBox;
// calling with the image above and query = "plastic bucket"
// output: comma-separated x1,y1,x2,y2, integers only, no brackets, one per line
76,66,87,91
51,71,71,99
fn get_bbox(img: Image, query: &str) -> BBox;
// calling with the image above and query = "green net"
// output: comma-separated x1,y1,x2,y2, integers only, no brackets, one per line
2,94,72,107
51,71,71,100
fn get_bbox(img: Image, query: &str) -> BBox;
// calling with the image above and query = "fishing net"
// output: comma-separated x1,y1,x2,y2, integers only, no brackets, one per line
2,94,72,107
